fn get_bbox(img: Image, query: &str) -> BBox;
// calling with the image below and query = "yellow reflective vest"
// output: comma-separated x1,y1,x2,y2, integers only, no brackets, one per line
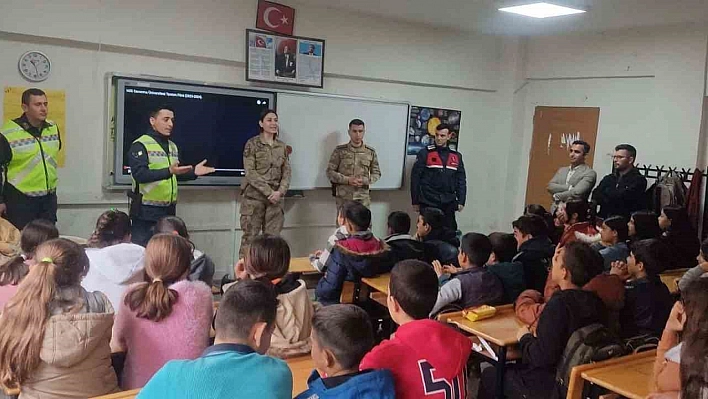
0,119,59,197
131,135,178,206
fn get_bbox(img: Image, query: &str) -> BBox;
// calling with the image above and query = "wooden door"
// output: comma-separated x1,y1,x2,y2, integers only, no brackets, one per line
525,107,600,207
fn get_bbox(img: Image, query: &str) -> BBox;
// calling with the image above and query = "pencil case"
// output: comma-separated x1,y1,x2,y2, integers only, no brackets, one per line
463,305,497,322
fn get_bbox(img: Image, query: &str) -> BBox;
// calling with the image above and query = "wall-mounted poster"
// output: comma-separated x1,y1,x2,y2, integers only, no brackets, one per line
246,29,325,88
407,106,462,155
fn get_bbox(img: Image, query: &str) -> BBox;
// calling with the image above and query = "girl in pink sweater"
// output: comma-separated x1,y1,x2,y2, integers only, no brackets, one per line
112,234,213,389
0,219,59,309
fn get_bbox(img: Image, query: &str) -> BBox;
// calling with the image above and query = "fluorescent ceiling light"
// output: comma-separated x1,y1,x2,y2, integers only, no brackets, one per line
499,2,586,18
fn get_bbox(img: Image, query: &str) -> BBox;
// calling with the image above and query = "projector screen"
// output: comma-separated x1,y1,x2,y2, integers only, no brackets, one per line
112,76,275,186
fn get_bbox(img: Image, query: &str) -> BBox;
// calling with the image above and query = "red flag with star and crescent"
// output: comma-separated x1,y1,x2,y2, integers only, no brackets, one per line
256,0,295,36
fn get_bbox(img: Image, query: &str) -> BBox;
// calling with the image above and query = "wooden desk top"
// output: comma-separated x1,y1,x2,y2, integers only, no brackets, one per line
91,388,140,398
286,355,315,396
361,273,391,295
659,268,686,295
290,257,320,274
439,304,522,347
581,352,655,399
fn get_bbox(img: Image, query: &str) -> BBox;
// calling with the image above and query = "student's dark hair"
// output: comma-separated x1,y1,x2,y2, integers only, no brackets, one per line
460,233,493,267
602,216,628,243
258,109,278,133
564,200,592,224
389,260,438,319
149,104,175,118
679,278,708,399
435,123,451,132
87,210,131,248
124,234,192,322
343,201,371,231
615,144,637,159
630,211,662,240
512,214,547,238
524,204,554,235
488,232,518,263
572,140,591,155
21,88,46,105
0,220,59,286
420,207,445,231
348,119,365,128
662,205,696,237
311,304,375,370
154,215,190,239
562,241,604,287
245,234,290,281
630,239,669,278
215,279,278,341
387,211,411,235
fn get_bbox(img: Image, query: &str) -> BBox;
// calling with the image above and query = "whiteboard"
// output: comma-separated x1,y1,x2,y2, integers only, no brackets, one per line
276,92,410,190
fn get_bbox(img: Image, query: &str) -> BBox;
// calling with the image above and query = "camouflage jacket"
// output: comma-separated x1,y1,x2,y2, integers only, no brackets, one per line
241,135,291,201
326,142,381,200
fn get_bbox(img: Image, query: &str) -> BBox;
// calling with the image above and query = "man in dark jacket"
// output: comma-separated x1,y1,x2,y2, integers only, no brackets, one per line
383,211,425,264
479,242,608,399
592,144,648,219
410,123,466,231
511,215,555,294
316,201,393,305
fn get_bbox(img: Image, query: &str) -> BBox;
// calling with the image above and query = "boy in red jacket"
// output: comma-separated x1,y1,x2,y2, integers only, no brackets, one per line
360,259,473,398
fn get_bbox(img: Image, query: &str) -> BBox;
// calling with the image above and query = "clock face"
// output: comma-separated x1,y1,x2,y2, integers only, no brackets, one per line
18,51,51,82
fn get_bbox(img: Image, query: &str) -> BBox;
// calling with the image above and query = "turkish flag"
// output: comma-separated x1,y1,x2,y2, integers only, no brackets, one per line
256,0,295,36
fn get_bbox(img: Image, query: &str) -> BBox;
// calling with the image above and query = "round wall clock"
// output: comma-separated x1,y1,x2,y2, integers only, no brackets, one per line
18,51,51,82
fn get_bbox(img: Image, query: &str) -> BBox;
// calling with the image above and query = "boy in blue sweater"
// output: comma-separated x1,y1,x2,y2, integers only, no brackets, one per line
295,304,395,398
138,280,292,399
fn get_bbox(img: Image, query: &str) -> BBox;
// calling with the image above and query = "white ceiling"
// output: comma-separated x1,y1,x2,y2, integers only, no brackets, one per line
296,0,708,36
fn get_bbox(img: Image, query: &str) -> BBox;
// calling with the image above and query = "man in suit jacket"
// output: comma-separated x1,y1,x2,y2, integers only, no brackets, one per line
547,140,597,207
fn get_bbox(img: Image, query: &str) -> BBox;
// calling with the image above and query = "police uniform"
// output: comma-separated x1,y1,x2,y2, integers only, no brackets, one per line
0,114,60,229
128,129,196,246
239,135,291,258
410,144,466,231
326,142,381,209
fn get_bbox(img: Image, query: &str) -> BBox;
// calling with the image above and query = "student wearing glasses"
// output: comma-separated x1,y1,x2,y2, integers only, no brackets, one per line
547,140,597,209
592,144,648,219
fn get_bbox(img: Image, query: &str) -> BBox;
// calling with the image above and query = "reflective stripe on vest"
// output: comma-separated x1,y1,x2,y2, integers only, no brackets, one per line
425,150,460,171
132,135,178,206
0,120,59,196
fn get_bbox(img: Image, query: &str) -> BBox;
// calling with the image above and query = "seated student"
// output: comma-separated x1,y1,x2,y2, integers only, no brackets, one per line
416,207,460,265
480,242,608,399
296,305,395,398
628,210,663,243
590,215,630,271
0,219,58,309
0,238,118,398
658,205,700,270
677,237,708,292
360,260,472,399
138,280,293,399
486,232,525,304
316,201,392,305
430,233,504,315
310,203,349,272
82,209,145,310
112,234,213,389
511,214,555,293
154,216,215,286
229,234,314,359
384,211,425,263
556,200,598,247
611,239,674,339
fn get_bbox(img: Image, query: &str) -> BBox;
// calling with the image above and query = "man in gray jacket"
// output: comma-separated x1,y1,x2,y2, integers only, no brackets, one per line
547,140,597,208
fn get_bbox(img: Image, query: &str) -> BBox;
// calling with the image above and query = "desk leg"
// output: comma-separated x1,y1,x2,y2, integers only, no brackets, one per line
495,346,507,399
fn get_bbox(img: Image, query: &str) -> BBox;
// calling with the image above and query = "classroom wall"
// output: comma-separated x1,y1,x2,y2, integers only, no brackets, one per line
507,25,708,214
0,0,508,277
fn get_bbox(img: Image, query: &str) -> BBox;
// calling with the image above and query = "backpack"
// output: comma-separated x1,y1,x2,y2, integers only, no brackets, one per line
555,323,627,397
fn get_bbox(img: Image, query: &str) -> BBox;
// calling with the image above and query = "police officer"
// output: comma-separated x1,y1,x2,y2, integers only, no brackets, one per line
326,119,381,209
411,123,466,231
129,105,215,246
239,109,291,258
0,88,60,229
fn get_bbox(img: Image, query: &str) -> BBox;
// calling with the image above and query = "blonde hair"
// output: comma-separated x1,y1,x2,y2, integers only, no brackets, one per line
124,234,191,322
0,238,88,388
0,219,58,286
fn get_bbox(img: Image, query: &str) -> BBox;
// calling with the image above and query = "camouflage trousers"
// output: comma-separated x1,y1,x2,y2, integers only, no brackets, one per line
238,197,284,258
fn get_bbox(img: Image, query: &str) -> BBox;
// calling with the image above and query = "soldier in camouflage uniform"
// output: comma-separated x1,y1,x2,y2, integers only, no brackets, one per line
239,109,291,258
326,119,381,209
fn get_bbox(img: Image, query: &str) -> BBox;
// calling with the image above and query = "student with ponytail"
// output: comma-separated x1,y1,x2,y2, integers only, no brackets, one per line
0,219,58,308
82,209,145,309
154,215,215,286
112,234,212,389
226,234,314,358
0,238,118,398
